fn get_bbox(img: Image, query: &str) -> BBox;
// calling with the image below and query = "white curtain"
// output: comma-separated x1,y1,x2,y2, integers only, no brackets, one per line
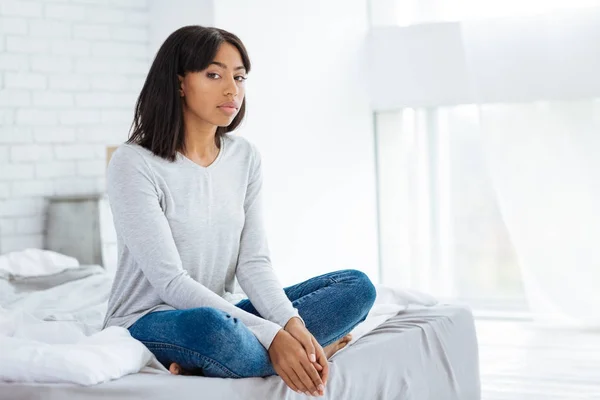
376,101,600,327
480,100,600,327
371,1,600,326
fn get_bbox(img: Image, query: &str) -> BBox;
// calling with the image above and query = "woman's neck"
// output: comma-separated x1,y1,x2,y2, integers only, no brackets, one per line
182,113,219,160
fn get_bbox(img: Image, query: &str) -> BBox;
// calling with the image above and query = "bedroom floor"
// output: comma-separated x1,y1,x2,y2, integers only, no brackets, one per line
476,319,600,400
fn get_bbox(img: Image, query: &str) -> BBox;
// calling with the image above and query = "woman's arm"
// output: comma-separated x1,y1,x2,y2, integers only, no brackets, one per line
107,145,283,350
235,144,305,329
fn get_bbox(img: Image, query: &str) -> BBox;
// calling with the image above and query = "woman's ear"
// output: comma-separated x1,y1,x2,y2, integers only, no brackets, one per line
177,74,184,97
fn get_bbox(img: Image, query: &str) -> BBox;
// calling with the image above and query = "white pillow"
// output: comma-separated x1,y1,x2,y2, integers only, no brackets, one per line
0,249,79,279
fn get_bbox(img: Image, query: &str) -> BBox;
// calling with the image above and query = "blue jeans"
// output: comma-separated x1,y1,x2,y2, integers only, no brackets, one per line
128,269,376,378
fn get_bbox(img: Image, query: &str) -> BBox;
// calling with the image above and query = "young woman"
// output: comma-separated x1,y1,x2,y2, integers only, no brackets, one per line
102,25,376,397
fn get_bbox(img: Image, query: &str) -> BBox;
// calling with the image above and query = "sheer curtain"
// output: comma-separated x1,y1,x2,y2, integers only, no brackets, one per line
370,0,600,325
376,106,526,312
480,100,600,327
376,100,600,325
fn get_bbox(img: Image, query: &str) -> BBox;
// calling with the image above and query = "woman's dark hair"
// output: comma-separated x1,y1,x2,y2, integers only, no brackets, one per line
127,25,251,161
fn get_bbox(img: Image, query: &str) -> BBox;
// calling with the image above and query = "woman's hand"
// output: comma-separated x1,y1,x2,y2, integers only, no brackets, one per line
268,328,325,397
284,317,329,387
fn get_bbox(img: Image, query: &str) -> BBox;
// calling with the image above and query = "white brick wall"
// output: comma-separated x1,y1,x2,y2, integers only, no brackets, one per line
0,0,149,254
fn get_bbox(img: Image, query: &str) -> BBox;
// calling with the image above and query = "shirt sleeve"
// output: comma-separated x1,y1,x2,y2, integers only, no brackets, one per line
235,144,306,329
107,145,283,350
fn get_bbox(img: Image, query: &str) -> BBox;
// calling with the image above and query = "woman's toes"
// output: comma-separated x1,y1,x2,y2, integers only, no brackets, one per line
337,335,353,350
339,334,352,345
323,334,355,359
169,363,181,375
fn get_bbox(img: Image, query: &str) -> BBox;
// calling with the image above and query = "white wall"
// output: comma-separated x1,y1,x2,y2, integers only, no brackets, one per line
0,0,149,253
1,0,380,285
148,0,214,58
213,0,380,285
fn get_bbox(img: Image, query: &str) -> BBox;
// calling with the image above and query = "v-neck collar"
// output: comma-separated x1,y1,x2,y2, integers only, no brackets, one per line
176,136,225,170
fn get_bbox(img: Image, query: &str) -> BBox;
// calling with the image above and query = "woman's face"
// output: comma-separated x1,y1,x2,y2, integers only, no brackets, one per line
178,42,247,128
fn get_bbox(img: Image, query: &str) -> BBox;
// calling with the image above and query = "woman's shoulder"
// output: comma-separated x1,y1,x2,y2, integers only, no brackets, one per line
225,134,259,158
109,142,170,171
111,142,152,162
106,143,162,186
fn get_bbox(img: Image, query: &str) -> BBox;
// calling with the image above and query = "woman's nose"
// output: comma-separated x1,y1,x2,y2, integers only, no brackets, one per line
224,77,238,97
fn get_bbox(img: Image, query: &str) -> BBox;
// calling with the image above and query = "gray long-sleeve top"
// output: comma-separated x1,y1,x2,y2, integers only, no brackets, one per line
101,134,301,350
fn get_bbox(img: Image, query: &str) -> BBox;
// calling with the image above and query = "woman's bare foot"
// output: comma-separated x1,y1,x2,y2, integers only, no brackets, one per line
169,362,184,375
169,363,205,376
323,334,352,359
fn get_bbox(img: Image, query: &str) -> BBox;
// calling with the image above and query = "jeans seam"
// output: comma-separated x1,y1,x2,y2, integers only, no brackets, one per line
292,282,352,348
319,311,368,348
142,341,242,378
292,284,334,311
300,275,368,348
291,277,338,308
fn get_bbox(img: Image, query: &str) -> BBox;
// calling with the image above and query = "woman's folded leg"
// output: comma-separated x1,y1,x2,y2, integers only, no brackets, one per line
128,269,376,378
128,307,276,378
236,269,377,349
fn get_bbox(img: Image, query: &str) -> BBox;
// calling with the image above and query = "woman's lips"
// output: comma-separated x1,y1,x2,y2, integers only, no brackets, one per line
218,106,237,115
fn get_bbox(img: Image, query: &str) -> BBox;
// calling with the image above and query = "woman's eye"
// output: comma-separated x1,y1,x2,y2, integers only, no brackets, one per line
207,73,246,82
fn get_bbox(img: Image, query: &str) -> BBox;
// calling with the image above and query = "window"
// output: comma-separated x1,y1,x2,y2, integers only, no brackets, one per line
375,105,527,311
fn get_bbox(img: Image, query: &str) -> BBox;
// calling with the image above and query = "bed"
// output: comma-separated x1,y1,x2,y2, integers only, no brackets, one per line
0,263,480,400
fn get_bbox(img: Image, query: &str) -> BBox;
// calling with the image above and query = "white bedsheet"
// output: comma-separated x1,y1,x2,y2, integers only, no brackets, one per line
1,305,480,400
0,265,441,386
